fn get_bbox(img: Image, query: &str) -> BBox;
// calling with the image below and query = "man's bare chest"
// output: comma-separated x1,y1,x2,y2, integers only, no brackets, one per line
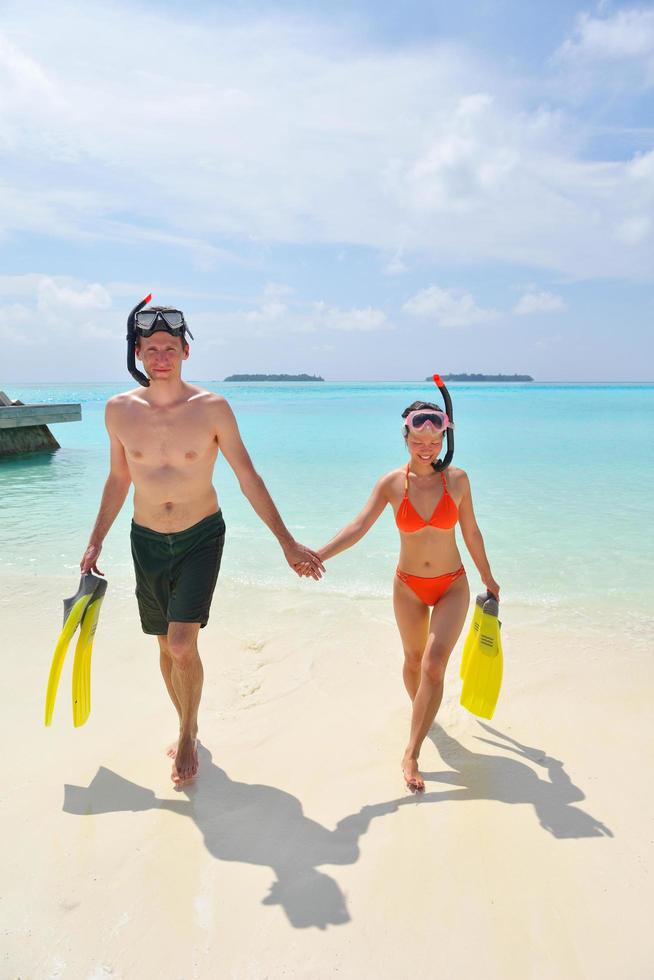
118,410,218,467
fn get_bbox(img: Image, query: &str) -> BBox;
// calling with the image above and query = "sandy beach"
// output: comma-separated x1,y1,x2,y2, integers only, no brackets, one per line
3,571,652,979
3,0,653,971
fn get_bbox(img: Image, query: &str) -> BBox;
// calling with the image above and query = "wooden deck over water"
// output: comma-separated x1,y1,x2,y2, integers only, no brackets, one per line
0,403,81,428
0,391,82,454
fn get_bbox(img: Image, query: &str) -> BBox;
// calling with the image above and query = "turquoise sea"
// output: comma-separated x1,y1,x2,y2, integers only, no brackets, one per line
1,382,652,647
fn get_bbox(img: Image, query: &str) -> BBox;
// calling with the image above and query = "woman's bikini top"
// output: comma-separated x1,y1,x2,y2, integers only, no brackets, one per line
395,464,459,532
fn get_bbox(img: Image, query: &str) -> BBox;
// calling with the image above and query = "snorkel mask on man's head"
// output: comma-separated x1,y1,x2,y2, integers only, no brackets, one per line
401,374,455,472
126,294,194,387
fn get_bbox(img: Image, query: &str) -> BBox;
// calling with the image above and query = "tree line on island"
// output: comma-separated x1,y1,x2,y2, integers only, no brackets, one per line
223,374,325,382
223,373,533,382
425,373,534,382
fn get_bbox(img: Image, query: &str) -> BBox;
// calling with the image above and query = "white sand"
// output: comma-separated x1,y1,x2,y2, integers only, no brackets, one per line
3,573,653,979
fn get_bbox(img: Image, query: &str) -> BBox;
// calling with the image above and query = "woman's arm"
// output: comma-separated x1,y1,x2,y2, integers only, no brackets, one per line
318,476,390,561
457,471,500,598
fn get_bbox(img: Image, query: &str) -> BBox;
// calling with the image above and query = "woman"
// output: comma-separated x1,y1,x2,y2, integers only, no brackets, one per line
315,394,500,792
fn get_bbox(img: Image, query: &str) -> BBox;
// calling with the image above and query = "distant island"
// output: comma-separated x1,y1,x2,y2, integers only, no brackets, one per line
224,374,325,382
426,373,534,382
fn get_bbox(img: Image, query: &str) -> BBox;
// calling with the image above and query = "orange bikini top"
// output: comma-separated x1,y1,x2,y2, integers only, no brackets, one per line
396,464,458,532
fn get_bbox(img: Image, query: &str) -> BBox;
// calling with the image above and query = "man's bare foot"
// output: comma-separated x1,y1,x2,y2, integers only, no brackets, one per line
402,754,425,793
171,735,199,787
166,730,198,759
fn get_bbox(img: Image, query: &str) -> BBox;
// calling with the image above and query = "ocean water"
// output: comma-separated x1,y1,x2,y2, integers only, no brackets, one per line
1,381,652,644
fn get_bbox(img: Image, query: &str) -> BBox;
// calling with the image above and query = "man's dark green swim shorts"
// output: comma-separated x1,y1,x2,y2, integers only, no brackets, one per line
130,511,226,635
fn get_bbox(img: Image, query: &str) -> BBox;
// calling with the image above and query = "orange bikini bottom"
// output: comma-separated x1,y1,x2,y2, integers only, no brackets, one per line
395,565,466,606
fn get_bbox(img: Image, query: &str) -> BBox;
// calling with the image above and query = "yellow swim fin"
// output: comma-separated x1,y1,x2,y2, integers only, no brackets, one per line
460,591,487,679
45,573,107,726
71,583,107,727
460,594,503,720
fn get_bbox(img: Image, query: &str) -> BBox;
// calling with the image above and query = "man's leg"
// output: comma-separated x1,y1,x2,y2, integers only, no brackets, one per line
157,635,184,756
166,621,203,785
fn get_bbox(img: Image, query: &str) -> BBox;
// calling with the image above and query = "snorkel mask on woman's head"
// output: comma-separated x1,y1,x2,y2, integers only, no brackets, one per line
403,408,453,435
401,374,455,472
126,294,194,387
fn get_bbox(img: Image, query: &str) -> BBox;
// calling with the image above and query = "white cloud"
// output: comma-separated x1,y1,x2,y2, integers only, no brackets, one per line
0,31,60,107
514,290,566,316
0,303,34,343
243,282,295,321
0,272,395,383
554,8,654,94
0,3,652,280
627,147,654,182
403,286,499,328
314,304,393,332
157,287,393,340
217,300,393,336
383,248,408,276
0,274,124,372
556,9,654,65
0,273,113,326
0,274,47,297
245,301,288,323
36,278,111,318
615,215,652,246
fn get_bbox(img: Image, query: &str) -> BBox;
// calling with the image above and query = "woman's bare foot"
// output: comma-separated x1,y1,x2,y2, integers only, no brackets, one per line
402,753,425,793
171,735,199,786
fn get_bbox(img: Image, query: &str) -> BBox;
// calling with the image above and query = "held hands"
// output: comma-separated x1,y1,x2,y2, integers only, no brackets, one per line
483,575,500,600
282,539,326,580
80,542,104,576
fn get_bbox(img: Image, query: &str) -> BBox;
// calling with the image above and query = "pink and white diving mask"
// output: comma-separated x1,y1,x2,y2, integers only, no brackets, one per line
403,409,453,435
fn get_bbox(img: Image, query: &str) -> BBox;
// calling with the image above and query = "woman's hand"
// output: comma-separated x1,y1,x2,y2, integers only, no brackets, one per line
483,575,500,600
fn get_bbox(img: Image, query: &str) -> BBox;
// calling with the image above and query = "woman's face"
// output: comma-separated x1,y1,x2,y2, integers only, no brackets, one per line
406,427,443,465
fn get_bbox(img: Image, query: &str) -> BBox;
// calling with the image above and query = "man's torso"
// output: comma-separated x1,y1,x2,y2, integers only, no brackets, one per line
112,386,221,532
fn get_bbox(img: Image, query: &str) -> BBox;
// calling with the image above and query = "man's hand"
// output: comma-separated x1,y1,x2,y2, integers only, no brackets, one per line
80,543,104,576
282,540,326,580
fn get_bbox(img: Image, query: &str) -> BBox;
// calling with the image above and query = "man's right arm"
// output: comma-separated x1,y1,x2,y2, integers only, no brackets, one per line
80,402,132,575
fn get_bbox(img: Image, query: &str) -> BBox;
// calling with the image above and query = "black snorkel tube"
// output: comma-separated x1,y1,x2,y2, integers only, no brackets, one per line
127,293,152,387
431,373,454,472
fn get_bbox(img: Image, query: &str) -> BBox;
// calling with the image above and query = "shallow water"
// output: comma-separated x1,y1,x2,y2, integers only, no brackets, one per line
1,381,652,646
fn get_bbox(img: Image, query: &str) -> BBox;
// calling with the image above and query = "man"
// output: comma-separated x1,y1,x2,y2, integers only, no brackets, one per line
80,301,324,786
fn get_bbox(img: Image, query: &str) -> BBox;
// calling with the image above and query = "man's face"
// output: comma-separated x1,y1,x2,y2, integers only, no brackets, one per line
136,331,189,381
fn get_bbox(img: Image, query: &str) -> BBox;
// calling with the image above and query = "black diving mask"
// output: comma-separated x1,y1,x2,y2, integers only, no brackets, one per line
135,309,194,340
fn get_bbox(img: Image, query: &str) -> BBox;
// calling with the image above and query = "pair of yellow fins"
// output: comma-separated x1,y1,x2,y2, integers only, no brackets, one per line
44,572,108,727
460,590,503,720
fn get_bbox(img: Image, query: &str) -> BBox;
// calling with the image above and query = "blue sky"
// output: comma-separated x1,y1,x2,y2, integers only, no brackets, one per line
1,0,652,382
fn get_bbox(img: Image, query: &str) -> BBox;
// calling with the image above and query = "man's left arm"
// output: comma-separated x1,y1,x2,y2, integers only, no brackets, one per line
214,398,325,579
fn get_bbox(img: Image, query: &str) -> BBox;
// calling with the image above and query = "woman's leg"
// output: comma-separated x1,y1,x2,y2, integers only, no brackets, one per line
393,576,430,700
402,574,470,791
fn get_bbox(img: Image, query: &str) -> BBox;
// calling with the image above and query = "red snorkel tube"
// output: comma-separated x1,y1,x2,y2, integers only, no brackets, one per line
432,374,454,472
126,293,152,387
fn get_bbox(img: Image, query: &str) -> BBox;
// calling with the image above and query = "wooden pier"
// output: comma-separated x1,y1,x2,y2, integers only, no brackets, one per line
0,391,82,456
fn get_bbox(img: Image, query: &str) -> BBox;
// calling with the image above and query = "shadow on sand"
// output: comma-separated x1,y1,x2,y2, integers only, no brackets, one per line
424,722,613,839
64,726,611,929
64,744,403,930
